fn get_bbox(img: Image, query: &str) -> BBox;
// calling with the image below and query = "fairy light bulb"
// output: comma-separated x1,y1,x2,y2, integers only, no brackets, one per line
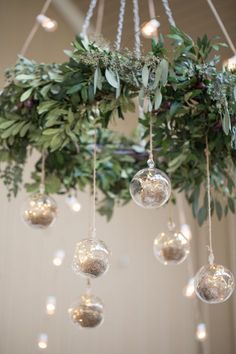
52,250,65,266
153,220,190,265
180,224,192,241
72,238,111,278
22,192,57,229
183,277,195,298
224,54,236,71
69,293,104,328
141,19,160,38
130,159,171,209
194,263,235,304
38,333,48,349
36,14,58,32
196,323,207,342
46,296,56,315
66,195,81,212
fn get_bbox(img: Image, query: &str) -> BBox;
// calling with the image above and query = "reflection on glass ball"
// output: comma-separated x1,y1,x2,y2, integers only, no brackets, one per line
69,293,104,328
22,193,57,229
129,167,171,208
153,223,190,265
72,239,111,278
194,264,235,304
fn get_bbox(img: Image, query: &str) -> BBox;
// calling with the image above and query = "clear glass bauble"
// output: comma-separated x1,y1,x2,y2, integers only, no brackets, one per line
153,221,190,265
69,293,104,328
22,193,57,229
194,263,235,304
72,238,111,278
129,161,171,209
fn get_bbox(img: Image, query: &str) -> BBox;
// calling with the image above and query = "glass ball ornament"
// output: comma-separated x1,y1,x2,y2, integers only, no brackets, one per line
194,263,235,304
22,193,57,229
153,220,190,265
69,293,104,328
72,238,111,278
129,159,171,209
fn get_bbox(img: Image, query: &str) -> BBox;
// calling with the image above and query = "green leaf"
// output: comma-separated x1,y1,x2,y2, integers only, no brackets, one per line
38,101,57,114
15,74,35,81
160,59,169,86
20,88,33,102
45,175,61,193
215,199,222,220
154,88,162,110
105,69,119,89
222,106,231,135
198,207,207,226
43,128,62,135
142,65,149,88
153,65,162,89
234,86,236,101
94,66,102,94
0,121,15,129
228,198,235,213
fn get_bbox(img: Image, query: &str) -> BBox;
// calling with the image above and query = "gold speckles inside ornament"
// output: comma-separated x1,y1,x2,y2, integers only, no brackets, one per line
72,239,111,278
22,193,57,229
69,294,104,328
129,163,171,208
153,221,190,265
194,263,235,304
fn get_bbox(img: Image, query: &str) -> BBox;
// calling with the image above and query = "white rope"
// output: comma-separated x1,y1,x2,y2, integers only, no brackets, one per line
20,0,53,55
161,0,176,27
206,0,236,54
205,137,214,265
81,0,98,37
114,0,126,51
91,129,97,238
132,0,141,58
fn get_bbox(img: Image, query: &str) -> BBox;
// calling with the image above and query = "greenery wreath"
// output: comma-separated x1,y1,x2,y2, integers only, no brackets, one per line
0,27,236,224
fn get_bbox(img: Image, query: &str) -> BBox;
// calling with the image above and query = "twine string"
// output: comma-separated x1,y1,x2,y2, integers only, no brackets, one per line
161,0,176,27
149,115,154,162
40,151,46,194
114,0,126,51
20,0,53,56
81,0,98,37
132,0,141,58
205,136,214,264
91,128,97,238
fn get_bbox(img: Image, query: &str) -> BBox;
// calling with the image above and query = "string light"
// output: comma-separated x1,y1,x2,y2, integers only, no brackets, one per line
196,323,207,342
180,223,192,241
141,19,160,38
38,333,48,349
36,14,58,32
66,195,81,212
52,250,65,267
46,296,56,315
183,277,195,298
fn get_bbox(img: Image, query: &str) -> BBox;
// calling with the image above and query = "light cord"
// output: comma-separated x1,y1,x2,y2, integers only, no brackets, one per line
132,0,141,58
91,129,97,238
20,0,53,56
161,0,176,27
148,0,156,19
95,0,105,34
81,0,98,37
114,0,126,51
205,136,214,265
206,0,236,54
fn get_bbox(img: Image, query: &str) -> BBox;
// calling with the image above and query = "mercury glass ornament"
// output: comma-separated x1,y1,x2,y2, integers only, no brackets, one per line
129,159,171,208
69,293,104,328
22,193,57,229
153,220,190,265
194,264,235,304
72,239,111,278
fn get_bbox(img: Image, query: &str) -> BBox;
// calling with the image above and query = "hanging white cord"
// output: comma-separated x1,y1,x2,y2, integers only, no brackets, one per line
161,0,176,27
148,0,156,19
205,137,214,265
206,0,236,54
91,129,97,238
149,115,154,163
114,0,126,51
95,0,105,34
20,0,53,55
132,0,141,58
81,0,98,37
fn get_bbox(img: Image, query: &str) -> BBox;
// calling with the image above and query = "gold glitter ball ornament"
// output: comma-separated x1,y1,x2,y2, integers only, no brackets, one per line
129,161,171,208
69,294,104,328
72,239,111,278
22,193,57,229
153,221,190,265
194,264,235,304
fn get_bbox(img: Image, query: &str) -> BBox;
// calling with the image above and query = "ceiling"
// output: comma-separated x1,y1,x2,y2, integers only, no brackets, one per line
0,1,236,354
